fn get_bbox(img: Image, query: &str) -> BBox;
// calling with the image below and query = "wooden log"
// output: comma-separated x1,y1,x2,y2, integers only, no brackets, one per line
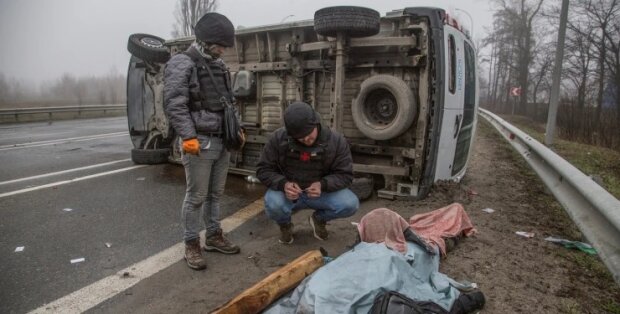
211,249,324,314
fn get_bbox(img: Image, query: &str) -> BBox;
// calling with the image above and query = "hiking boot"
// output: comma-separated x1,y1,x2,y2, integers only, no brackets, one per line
184,238,206,270
279,222,294,244
204,229,240,254
309,213,328,241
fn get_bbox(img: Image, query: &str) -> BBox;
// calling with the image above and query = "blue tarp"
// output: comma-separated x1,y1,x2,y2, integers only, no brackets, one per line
265,242,471,313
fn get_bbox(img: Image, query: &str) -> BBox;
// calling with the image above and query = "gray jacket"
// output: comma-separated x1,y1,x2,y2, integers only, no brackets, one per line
163,52,225,140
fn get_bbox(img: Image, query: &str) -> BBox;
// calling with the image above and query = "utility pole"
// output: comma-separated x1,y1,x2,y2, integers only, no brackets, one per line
545,0,569,146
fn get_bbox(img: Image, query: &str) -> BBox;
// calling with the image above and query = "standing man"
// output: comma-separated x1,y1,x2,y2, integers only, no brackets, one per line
164,12,241,270
256,102,359,244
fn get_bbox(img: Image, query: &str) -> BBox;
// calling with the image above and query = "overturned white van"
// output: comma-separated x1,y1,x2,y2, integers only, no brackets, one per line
126,6,479,200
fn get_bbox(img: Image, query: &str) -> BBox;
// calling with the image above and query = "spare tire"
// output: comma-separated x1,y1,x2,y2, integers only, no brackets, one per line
127,33,170,63
352,75,417,141
314,6,380,38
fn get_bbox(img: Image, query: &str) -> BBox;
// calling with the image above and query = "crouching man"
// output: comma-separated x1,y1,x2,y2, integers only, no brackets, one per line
256,101,359,243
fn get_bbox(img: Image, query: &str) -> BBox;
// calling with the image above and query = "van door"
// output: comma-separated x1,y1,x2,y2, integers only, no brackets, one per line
434,28,466,181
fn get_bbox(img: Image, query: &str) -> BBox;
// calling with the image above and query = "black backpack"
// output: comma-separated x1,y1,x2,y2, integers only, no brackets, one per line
369,291,448,314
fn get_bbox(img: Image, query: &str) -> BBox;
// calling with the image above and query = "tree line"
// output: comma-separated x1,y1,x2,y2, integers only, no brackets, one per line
0,70,125,108
481,0,620,150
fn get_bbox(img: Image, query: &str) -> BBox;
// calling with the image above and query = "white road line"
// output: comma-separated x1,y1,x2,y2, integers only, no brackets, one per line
0,159,132,186
0,132,127,151
29,199,265,314
0,165,146,199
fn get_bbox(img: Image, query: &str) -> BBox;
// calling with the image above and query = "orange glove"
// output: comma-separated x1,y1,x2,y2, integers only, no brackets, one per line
182,138,200,155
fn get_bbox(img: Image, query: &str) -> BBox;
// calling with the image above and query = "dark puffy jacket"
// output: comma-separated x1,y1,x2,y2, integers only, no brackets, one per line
163,51,226,140
256,125,353,192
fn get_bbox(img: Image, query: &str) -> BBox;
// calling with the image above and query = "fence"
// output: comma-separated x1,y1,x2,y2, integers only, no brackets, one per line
0,104,126,123
479,108,620,285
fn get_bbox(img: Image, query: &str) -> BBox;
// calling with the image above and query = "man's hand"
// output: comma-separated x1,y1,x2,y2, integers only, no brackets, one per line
182,138,200,155
284,181,303,201
306,181,321,198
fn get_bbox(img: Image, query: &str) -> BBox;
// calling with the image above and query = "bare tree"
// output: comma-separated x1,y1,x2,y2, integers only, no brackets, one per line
171,0,218,38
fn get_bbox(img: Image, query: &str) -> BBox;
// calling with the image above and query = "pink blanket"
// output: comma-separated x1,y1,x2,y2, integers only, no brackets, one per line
357,208,409,253
409,203,477,256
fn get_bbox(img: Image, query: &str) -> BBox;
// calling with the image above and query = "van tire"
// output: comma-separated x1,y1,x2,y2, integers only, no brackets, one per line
352,75,416,140
350,177,374,201
314,6,380,38
127,33,170,63
131,148,170,164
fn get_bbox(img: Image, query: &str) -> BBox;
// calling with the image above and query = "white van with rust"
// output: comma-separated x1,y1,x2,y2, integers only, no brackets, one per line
125,6,478,200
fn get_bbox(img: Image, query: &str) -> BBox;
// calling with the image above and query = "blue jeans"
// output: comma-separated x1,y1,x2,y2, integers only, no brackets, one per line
264,188,359,224
181,136,230,242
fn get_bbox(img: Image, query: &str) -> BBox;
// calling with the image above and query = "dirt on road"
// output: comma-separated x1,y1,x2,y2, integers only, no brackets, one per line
94,120,620,314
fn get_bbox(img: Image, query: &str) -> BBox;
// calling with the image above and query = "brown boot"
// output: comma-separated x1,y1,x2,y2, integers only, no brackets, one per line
184,238,206,270
204,229,240,254
309,213,328,240
278,222,294,244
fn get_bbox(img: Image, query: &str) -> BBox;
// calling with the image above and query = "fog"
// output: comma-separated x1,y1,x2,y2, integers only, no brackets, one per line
0,0,492,85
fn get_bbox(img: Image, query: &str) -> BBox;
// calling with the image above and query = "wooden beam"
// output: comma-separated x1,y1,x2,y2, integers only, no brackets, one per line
211,250,324,314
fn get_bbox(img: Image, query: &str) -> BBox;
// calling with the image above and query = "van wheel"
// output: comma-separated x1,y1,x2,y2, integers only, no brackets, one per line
314,6,380,38
350,177,374,201
131,148,170,164
168,135,182,164
127,33,170,63
352,75,417,140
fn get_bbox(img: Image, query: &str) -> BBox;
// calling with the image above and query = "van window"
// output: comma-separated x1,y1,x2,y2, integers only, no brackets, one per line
451,41,476,176
448,35,456,94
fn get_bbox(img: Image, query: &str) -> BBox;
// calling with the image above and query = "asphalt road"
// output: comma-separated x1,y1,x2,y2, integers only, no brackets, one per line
0,117,266,313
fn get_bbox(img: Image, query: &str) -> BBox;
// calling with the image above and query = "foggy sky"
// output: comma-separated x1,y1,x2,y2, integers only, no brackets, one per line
0,0,493,85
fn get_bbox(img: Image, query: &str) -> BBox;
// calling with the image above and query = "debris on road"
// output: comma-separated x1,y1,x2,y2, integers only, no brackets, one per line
136,177,145,181
70,257,85,264
544,236,597,255
105,242,112,248
481,208,495,214
515,231,535,238
14,246,24,252
63,208,73,212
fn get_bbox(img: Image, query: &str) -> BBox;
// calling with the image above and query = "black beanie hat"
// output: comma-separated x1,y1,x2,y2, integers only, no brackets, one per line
194,12,235,47
284,102,320,138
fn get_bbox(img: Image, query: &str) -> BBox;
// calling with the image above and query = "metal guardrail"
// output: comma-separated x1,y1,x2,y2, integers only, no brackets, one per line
0,104,126,123
479,108,620,285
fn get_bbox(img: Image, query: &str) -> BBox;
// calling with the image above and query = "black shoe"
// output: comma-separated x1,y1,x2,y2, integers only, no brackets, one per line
450,290,485,314
279,223,294,244
309,214,328,241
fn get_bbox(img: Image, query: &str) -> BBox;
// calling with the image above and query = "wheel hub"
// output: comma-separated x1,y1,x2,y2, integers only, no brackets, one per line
141,37,163,48
364,89,397,126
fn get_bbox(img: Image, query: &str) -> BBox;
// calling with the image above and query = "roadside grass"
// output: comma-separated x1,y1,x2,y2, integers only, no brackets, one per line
500,115,620,200
478,119,620,312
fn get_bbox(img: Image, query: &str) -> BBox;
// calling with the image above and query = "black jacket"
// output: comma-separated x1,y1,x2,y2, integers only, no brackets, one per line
256,125,353,192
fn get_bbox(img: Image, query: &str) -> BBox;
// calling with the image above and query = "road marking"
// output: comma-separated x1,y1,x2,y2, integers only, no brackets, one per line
0,132,127,151
0,159,131,186
28,198,265,314
0,165,146,199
